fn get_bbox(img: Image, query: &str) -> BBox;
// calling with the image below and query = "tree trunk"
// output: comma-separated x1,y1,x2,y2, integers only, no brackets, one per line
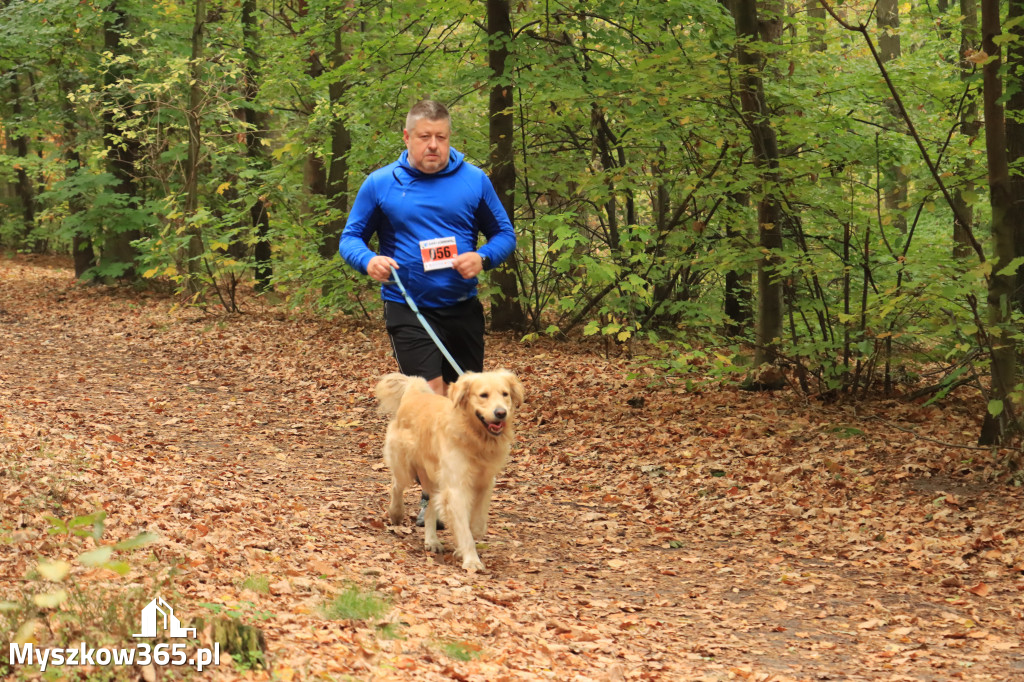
734,0,785,379
877,0,908,236
59,74,95,277
979,0,1017,445
724,196,753,337
102,0,141,277
241,0,272,290
321,8,353,261
487,0,526,332
8,71,36,248
807,0,826,53
938,0,953,42
296,1,328,229
953,0,980,259
182,0,207,294
1007,0,1024,312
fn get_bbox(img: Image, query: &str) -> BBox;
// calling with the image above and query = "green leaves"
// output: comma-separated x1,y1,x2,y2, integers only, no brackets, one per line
46,512,106,540
36,560,72,582
988,399,1004,418
40,517,157,579
1,0,1016,418
115,531,160,551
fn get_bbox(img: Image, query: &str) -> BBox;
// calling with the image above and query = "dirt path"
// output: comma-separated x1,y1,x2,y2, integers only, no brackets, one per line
2,254,1023,681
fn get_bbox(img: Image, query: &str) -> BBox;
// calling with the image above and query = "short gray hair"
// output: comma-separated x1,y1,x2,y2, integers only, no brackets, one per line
405,99,451,132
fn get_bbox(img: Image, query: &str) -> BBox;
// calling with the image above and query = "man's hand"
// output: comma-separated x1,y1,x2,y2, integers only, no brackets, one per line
453,252,484,280
367,255,399,283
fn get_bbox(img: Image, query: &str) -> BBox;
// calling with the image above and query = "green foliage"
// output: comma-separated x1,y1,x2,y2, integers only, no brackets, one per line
376,622,405,640
639,341,751,391
320,584,390,622
198,600,274,622
0,513,166,681
437,639,481,662
2,0,1022,429
239,574,271,595
192,612,269,670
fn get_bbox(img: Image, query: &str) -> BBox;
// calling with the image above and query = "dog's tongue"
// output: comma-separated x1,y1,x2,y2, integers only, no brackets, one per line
488,422,504,434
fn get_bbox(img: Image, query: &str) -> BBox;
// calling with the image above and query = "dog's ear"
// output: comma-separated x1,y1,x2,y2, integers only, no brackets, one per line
449,372,476,408
499,370,524,407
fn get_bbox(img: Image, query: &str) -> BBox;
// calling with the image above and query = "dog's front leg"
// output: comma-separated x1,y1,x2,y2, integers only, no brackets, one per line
470,482,494,539
423,495,444,553
387,476,406,526
444,488,485,572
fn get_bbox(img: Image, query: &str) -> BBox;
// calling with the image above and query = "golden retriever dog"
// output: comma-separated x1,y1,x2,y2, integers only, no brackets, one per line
375,370,524,572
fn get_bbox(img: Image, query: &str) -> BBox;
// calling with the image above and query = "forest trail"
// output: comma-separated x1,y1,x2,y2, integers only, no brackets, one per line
1,254,1023,681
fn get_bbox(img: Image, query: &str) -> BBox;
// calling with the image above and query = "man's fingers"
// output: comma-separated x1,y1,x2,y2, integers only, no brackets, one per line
369,256,399,281
452,252,483,279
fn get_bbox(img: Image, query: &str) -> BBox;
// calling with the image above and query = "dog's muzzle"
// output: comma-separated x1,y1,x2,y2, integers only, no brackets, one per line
478,407,507,436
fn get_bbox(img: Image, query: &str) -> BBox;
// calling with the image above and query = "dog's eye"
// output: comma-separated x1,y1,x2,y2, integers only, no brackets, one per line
479,392,489,399
502,391,509,397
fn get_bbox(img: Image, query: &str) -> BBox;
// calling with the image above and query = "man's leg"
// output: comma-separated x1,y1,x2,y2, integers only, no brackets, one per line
426,376,447,396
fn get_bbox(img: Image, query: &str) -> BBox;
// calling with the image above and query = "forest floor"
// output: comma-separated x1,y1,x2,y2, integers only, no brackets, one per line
1,253,1023,682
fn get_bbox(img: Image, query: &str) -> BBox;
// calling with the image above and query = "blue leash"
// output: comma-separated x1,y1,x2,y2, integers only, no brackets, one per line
386,266,465,377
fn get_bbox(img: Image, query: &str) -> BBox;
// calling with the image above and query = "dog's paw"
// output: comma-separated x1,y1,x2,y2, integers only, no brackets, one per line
462,556,485,572
425,539,444,553
387,500,404,526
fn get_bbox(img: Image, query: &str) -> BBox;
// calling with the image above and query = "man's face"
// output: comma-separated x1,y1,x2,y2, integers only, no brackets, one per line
403,117,451,174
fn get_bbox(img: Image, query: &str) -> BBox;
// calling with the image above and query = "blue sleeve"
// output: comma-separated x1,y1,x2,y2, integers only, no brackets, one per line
475,174,517,267
338,176,380,275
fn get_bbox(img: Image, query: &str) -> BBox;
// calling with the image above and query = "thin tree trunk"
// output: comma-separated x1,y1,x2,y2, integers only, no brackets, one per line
979,0,1017,445
807,0,826,52
938,0,953,42
734,0,785,380
296,1,328,230
724,194,753,337
877,0,908,236
241,0,272,290
59,75,94,277
182,0,207,294
321,7,352,261
8,71,36,247
954,0,980,259
102,0,141,277
487,0,526,332
1007,0,1024,312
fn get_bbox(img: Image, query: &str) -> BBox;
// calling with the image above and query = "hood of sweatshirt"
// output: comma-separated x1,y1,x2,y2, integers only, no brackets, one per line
394,147,465,183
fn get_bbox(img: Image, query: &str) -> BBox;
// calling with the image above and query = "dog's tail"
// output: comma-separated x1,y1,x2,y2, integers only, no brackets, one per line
374,373,432,417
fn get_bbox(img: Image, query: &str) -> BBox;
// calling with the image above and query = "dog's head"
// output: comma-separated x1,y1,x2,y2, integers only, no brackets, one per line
450,370,524,437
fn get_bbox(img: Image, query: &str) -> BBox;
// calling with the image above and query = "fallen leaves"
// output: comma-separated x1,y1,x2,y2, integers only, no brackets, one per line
967,581,992,597
1,255,1024,680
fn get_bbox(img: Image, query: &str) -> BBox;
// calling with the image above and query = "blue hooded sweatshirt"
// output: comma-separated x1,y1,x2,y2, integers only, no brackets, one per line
339,147,517,309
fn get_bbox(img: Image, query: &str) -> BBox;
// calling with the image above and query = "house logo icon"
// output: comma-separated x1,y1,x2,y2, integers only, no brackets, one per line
133,596,196,639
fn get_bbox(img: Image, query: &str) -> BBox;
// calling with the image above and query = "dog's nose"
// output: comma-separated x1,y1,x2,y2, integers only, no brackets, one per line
494,407,507,420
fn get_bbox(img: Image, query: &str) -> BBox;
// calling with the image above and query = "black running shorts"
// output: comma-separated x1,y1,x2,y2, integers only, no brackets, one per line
384,297,485,385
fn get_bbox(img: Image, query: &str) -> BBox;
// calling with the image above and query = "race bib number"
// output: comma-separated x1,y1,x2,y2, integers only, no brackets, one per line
420,236,458,271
